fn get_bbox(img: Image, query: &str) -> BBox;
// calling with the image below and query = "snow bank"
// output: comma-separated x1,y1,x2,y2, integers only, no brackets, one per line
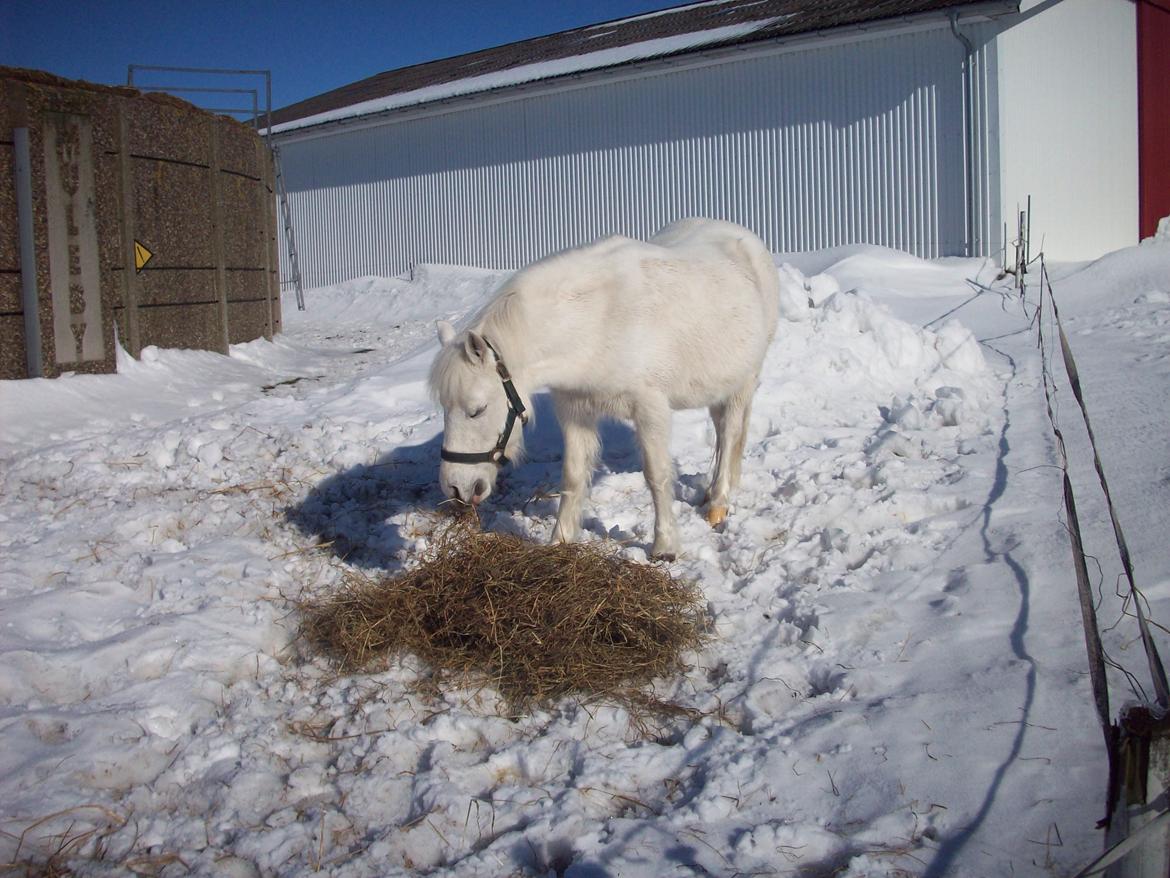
1141,214,1170,245
284,265,505,328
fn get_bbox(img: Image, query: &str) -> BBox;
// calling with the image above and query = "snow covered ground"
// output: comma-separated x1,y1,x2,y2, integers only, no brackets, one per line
1,241,1167,877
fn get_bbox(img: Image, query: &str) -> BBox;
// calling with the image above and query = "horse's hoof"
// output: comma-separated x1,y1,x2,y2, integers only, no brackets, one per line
550,524,577,545
650,538,679,562
705,505,729,527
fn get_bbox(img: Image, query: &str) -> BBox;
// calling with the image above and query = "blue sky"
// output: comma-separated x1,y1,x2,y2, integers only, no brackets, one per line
1,1,684,115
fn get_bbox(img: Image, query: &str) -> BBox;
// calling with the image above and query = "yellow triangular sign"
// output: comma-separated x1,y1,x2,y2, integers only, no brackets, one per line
134,240,153,273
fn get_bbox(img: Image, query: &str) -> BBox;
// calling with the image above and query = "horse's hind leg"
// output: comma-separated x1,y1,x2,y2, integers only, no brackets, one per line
551,394,600,545
729,390,754,491
634,395,680,560
705,376,757,527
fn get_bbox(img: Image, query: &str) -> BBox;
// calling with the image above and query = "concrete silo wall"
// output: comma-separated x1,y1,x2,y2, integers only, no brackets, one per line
1,67,281,380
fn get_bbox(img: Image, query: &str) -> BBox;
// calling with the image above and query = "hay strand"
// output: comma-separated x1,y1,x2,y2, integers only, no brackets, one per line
301,516,707,711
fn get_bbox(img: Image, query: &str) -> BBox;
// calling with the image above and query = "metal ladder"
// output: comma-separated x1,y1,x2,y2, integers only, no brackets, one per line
272,145,305,311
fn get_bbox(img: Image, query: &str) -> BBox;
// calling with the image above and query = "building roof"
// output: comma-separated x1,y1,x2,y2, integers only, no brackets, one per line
271,0,1009,134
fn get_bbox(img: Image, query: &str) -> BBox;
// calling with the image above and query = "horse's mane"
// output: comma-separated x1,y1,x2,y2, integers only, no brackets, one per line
429,241,607,411
428,282,528,410
428,339,471,408
479,285,525,345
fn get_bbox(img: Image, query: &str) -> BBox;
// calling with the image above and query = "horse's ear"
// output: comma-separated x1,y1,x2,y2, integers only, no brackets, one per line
437,320,456,346
464,330,489,364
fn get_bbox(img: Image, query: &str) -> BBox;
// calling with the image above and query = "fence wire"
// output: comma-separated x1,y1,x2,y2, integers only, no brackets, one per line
1026,254,1170,827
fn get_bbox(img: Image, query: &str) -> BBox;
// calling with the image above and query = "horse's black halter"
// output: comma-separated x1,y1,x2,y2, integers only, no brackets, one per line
439,338,529,467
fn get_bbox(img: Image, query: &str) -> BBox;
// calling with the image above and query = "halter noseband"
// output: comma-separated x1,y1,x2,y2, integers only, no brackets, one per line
440,338,529,467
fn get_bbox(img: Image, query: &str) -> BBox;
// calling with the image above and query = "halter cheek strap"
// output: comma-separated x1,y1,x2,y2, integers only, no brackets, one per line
440,338,529,467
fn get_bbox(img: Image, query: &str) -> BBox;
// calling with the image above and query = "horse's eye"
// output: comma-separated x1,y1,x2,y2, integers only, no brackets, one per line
468,406,487,419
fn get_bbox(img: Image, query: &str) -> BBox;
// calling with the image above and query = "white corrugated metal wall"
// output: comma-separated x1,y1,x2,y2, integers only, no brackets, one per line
276,21,998,288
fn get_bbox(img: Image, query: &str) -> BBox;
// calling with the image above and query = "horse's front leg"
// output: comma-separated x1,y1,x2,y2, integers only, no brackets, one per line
634,396,680,560
551,397,600,545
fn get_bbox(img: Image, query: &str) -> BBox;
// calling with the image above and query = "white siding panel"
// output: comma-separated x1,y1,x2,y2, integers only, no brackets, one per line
995,0,1137,261
278,24,995,287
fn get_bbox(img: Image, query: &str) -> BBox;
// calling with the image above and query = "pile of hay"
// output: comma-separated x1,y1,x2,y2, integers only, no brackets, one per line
301,516,707,711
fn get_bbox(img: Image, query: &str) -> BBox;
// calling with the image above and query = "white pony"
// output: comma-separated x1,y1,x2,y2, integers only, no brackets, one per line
429,217,779,559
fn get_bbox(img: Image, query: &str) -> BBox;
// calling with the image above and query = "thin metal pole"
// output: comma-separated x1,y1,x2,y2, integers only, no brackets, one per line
1025,194,1032,267
129,64,273,76
949,12,976,257
174,107,259,117
134,85,258,95
13,127,42,378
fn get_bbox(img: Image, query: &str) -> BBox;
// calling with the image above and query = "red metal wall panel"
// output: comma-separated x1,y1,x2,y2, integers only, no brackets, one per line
1138,0,1170,237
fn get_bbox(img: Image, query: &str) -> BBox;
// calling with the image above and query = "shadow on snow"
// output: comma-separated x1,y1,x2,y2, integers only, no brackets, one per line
285,392,642,570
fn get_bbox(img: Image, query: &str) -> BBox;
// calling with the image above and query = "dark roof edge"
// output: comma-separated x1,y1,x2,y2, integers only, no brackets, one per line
271,1,700,126
271,0,1018,143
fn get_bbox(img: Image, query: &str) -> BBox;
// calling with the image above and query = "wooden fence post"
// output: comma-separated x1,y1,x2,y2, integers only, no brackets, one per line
1104,706,1170,878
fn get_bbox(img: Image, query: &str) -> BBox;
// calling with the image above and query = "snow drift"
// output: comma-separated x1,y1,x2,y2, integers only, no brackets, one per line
1,241,1167,877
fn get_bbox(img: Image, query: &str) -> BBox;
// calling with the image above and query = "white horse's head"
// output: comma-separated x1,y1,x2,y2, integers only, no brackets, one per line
429,320,528,506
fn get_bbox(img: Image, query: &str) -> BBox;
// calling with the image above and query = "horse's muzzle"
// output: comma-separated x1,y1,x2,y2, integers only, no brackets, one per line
440,463,496,507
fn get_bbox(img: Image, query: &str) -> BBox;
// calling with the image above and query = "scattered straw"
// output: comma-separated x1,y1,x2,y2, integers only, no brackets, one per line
301,515,707,712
